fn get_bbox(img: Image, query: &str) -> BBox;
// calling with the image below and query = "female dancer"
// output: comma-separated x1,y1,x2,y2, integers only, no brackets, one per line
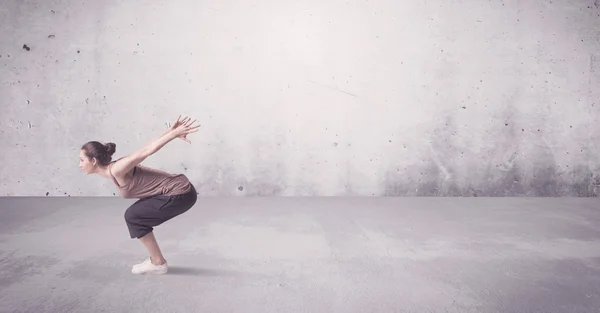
79,115,201,275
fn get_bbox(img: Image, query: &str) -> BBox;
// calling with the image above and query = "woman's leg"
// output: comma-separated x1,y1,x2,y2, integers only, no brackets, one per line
126,185,197,273
138,231,167,265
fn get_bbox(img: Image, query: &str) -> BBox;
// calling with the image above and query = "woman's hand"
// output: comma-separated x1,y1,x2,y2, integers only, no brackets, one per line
170,114,201,143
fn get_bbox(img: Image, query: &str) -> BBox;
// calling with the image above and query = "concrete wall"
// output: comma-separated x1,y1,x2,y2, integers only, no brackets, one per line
2,0,600,197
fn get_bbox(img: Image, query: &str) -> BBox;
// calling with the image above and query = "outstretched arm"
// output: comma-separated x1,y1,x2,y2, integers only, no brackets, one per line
111,131,177,176
144,130,179,156
160,122,174,137
111,115,200,176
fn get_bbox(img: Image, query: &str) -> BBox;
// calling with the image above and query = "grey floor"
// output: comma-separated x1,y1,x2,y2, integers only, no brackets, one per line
1,197,599,313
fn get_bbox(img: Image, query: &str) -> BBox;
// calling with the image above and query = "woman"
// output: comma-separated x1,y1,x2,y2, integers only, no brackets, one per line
79,115,201,275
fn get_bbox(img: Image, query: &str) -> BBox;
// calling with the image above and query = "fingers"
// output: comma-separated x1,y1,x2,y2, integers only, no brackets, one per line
186,125,201,132
185,128,200,134
174,116,200,133
177,116,197,126
179,126,201,135
185,118,196,126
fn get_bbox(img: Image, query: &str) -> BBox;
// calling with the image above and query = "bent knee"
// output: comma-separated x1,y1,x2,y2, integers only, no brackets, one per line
124,206,137,222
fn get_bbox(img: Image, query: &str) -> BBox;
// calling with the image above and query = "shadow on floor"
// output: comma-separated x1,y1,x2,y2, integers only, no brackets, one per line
167,266,242,277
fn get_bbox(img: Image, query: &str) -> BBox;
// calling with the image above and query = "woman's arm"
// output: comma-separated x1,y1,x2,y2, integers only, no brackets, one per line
111,130,178,176
111,115,200,176
161,122,174,137
144,130,179,156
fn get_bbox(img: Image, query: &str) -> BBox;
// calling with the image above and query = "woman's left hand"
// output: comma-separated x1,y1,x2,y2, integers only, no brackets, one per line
170,115,201,143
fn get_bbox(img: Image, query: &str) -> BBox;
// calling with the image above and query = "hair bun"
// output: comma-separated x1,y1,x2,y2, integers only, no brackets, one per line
104,142,116,156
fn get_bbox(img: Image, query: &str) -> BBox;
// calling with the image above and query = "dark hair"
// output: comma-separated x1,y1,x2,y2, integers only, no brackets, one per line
81,141,116,166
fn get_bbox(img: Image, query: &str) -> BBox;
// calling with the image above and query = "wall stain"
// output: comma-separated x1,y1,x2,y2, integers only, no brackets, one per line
383,160,598,197
379,93,599,197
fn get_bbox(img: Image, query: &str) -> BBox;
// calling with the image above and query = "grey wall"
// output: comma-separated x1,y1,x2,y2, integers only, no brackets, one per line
1,0,600,197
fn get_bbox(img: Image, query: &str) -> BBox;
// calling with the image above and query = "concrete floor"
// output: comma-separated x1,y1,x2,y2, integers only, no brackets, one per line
1,197,599,313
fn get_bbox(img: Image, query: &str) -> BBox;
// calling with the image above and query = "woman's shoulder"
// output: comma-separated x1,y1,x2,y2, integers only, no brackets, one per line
109,158,134,179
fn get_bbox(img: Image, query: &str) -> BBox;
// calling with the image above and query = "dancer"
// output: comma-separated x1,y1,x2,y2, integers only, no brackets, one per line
79,115,201,275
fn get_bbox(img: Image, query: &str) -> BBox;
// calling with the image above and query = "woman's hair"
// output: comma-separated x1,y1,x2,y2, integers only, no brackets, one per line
81,141,116,166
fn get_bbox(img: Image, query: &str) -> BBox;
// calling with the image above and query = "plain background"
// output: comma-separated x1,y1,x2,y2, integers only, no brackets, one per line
1,0,600,197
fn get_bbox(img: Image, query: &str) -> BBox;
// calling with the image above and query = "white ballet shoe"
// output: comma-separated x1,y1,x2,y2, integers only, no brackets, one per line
131,257,168,275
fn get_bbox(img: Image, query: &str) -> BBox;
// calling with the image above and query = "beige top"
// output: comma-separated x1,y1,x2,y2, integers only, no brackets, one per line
108,159,192,199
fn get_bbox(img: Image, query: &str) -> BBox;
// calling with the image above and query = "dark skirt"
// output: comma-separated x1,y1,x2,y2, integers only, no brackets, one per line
124,184,197,239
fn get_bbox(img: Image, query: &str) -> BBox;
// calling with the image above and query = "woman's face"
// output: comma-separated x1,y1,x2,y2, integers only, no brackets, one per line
79,150,96,174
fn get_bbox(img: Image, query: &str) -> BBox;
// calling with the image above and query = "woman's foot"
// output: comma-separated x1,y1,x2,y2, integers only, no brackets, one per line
132,257,168,275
